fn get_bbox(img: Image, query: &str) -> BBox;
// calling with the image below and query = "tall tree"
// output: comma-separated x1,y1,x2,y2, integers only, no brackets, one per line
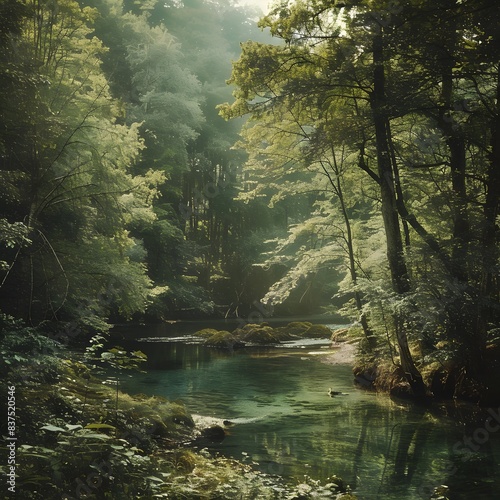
0,0,162,326
220,0,500,397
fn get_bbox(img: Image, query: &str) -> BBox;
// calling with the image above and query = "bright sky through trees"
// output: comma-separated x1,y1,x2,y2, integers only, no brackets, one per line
238,0,271,14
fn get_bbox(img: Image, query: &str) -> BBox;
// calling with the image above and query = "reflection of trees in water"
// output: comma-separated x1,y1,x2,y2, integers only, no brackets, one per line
351,409,371,490
225,399,500,499
375,405,429,497
443,413,499,500
259,432,297,476
391,411,429,484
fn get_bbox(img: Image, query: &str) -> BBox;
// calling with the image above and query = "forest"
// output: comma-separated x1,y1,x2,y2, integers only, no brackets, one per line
1,0,500,498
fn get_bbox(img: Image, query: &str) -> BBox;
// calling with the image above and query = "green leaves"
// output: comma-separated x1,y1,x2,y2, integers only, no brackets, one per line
0,0,167,324
0,219,31,249
221,0,500,392
98,346,148,372
41,424,67,433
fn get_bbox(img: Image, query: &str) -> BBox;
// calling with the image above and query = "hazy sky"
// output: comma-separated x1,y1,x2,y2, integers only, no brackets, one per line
239,0,273,14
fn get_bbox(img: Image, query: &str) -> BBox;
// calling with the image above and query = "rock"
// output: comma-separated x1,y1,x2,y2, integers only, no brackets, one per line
195,328,222,338
200,425,226,442
198,322,337,348
304,324,333,338
331,328,350,342
281,321,312,336
273,321,319,340
195,329,244,349
235,324,280,344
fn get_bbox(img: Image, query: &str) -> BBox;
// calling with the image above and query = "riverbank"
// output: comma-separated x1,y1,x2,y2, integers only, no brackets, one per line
321,341,358,366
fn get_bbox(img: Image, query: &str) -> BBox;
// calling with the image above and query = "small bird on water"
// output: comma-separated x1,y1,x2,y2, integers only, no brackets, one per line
328,388,348,397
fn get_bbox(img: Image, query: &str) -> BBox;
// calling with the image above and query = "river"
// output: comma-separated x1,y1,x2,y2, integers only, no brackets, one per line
113,321,500,500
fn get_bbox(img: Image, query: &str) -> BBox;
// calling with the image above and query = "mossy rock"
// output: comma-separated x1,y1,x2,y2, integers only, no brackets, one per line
200,425,226,442
195,328,223,338
204,330,243,349
331,328,350,342
272,321,314,339
303,324,333,338
277,321,312,337
170,449,199,472
155,401,195,428
287,321,313,332
236,324,280,344
235,323,269,334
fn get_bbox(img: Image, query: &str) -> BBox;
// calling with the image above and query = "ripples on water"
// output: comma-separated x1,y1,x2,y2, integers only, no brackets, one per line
115,322,500,500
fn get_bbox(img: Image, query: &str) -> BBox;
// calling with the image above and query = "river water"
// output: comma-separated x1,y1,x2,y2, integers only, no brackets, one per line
114,321,500,500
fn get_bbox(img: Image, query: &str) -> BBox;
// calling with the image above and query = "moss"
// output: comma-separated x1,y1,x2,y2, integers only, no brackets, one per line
272,326,298,340
353,359,412,397
198,322,337,347
282,321,312,336
195,328,222,338
196,327,244,347
236,324,281,344
207,330,243,348
2,316,358,500
288,321,313,328
331,327,350,342
274,321,334,339
169,449,199,472
303,324,333,338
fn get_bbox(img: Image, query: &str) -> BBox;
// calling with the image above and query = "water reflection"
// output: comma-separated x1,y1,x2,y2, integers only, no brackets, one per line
115,323,500,499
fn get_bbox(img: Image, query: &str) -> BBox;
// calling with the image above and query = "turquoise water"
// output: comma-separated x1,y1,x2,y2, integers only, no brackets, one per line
115,322,500,500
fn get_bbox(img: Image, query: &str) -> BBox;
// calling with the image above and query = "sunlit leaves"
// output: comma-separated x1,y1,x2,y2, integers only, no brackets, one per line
0,0,165,322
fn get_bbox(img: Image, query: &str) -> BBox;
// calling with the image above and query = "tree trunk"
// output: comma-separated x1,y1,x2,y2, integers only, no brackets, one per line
371,28,426,396
334,158,377,350
436,32,481,380
321,143,377,350
479,66,500,350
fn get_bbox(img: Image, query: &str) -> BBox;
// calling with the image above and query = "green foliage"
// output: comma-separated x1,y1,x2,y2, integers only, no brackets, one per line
0,219,30,248
99,346,147,373
74,0,280,319
0,314,61,380
0,0,166,325
221,0,500,395
1,314,357,499
287,474,353,499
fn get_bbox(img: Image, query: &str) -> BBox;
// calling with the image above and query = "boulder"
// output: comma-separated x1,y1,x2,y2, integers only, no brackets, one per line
195,329,244,349
200,425,226,442
331,328,350,342
303,324,333,338
273,321,313,340
234,324,281,344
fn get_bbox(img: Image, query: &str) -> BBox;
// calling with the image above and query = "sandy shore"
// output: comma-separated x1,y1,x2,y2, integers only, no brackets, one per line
321,341,358,365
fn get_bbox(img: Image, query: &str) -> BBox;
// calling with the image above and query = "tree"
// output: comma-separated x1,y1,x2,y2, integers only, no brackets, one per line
0,0,162,326
221,0,500,398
